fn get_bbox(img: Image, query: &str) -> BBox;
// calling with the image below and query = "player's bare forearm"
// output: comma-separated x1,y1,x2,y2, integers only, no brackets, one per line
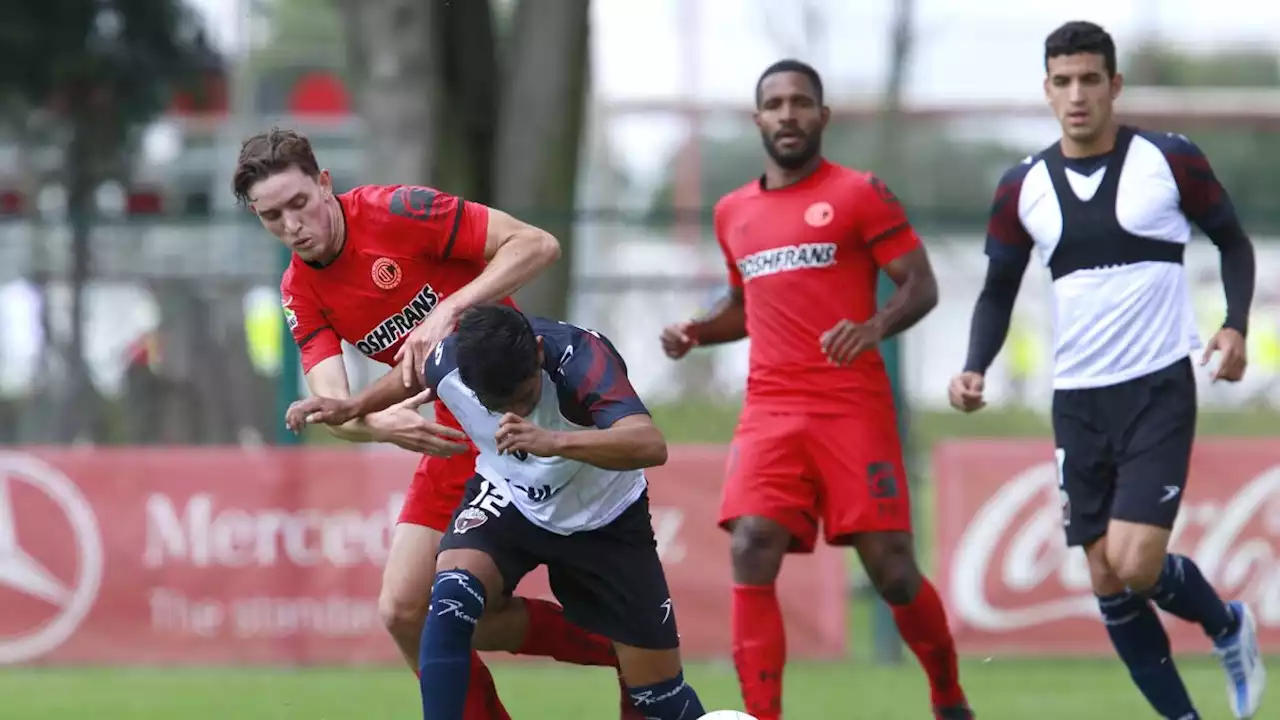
448,209,561,311
302,356,375,442
346,364,422,418
551,415,668,470
688,287,748,345
872,247,938,340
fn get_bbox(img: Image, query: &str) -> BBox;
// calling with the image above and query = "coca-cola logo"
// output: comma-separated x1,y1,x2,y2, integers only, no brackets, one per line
949,461,1280,632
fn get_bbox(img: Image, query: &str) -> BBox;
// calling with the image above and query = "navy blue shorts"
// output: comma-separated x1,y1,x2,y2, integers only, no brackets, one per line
439,475,680,650
1051,358,1196,547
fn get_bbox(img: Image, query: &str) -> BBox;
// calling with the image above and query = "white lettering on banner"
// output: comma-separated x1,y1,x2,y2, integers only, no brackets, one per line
142,493,405,568
949,463,1280,632
148,587,381,638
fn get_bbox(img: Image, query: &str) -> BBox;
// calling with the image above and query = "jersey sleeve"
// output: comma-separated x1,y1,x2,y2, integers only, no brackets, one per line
281,279,343,373
984,160,1036,265
1156,133,1240,234
358,185,490,262
422,336,460,394
558,329,649,429
855,175,922,267
712,200,744,289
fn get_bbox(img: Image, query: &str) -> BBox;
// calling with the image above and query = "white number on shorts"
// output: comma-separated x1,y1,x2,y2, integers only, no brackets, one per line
470,479,512,517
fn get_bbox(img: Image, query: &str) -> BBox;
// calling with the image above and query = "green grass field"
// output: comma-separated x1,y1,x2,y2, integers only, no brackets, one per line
16,407,1272,719
3,656,1270,719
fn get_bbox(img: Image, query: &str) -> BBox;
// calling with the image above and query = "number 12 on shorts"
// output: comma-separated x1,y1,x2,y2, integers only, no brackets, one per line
1055,448,1070,527
471,479,511,517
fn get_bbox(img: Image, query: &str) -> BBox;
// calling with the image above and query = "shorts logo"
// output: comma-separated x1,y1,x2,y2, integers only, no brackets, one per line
453,507,488,535
371,257,401,290
867,462,898,499
804,201,834,227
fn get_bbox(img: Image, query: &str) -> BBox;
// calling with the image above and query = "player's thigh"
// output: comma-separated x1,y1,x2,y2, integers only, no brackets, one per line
805,407,912,544
438,474,540,606
380,522,443,618
1051,387,1118,548
1112,359,1196,532
720,408,820,553
546,492,681,656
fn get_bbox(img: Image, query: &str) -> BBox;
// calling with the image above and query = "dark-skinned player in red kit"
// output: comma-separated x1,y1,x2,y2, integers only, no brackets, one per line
237,128,644,719
659,60,973,720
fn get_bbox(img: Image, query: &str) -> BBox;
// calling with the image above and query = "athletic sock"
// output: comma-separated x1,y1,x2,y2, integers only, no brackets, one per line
462,652,511,720
732,584,785,720
419,570,487,720
888,578,967,709
626,672,706,720
1148,554,1238,640
1099,591,1200,719
518,597,619,666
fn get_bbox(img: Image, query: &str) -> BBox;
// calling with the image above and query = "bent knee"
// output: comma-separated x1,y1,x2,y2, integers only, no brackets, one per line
379,582,430,634
864,553,921,606
1088,529,1168,593
729,517,791,584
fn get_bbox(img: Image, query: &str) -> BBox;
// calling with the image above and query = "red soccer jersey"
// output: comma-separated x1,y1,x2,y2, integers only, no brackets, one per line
713,160,921,413
280,184,513,375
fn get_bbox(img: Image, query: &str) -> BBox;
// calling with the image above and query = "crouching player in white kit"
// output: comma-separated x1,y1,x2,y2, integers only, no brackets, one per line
293,304,706,720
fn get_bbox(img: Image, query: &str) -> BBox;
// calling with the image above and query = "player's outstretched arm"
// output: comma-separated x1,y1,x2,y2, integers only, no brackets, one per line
662,287,746,359
395,206,561,387
447,207,561,311
554,414,667,469
688,287,747,345
299,355,380,443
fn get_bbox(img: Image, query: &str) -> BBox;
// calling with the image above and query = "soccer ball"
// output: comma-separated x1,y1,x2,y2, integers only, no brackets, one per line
698,712,758,720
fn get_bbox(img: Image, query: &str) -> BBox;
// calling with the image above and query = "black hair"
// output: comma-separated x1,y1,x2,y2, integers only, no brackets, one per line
455,304,540,403
755,59,824,108
1044,21,1117,76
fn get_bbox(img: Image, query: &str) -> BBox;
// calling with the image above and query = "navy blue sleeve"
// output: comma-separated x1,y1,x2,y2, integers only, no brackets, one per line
421,336,459,393
1147,131,1255,335
983,159,1035,265
964,161,1034,374
1146,131,1239,232
552,325,649,429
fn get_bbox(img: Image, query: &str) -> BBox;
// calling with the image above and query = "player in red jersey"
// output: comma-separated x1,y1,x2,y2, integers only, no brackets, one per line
236,128,641,720
660,61,972,720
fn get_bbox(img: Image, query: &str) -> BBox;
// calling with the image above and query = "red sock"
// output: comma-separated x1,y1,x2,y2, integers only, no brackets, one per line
462,651,511,720
890,578,966,709
732,584,785,720
518,597,618,667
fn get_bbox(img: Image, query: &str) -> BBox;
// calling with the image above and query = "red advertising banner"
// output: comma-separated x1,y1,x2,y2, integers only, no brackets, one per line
0,446,845,666
934,439,1280,656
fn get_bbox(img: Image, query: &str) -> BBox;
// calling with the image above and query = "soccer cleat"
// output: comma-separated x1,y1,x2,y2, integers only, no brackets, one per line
1213,601,1265,719
934,704,974,720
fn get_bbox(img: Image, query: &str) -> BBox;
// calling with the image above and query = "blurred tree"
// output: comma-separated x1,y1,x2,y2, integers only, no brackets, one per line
0,0,218,442
339,0,590,317
1124,42,1280,230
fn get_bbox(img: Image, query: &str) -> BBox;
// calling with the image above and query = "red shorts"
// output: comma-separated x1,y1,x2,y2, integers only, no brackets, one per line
395,402,479,531
397,449,479,531
718,402,911,553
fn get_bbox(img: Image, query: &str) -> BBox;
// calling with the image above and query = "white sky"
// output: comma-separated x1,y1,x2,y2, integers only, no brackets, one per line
187,0,1280,182
191,0,1280,103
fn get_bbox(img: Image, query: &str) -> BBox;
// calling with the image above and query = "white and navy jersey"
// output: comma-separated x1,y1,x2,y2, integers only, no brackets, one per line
986,126,1241,390
423,318,650,535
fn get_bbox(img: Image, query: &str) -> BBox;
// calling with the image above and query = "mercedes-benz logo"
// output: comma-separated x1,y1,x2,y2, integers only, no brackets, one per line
0,452,103,664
